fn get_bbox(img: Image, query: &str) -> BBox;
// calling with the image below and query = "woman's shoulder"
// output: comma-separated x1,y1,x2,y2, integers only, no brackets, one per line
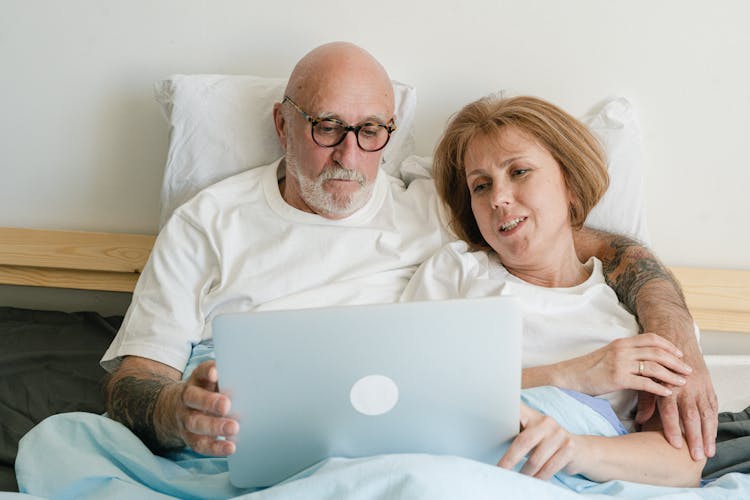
430,240,493,270
401,240,499,302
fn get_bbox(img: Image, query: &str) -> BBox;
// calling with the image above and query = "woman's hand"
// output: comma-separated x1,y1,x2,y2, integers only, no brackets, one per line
498,403,704,486
497,404,581,480
555,333,693,397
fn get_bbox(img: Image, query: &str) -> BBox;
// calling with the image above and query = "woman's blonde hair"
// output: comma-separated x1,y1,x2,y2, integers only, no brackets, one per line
434,95,609,249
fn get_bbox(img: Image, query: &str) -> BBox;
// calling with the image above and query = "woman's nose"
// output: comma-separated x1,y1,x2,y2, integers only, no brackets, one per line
491,182,513,209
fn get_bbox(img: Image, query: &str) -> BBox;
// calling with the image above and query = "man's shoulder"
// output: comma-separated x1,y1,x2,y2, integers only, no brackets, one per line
175,162,275,220
385,172,436,197
383,172,442,222
200,162,272,198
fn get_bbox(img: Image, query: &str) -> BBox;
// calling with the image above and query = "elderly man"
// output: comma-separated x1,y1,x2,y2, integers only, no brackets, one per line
101,42,715,464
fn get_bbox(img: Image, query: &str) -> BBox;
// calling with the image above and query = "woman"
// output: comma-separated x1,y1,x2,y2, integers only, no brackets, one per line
402,95,704,486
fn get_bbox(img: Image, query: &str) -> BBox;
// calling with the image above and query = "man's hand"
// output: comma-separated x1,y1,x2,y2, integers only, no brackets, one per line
636,338,718,461
574,227,719,462
169,360,239,456
106,356,239,456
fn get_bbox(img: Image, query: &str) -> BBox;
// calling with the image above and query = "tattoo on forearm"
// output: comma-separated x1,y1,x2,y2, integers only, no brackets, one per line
610,257,670,315
601,236,686,318
107,374,177,454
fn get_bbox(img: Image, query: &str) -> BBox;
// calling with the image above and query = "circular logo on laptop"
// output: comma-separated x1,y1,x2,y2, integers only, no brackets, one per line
349,374,399,416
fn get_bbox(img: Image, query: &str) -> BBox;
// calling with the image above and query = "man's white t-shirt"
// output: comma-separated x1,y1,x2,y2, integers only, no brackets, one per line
101,159,449,373
401,240,640,429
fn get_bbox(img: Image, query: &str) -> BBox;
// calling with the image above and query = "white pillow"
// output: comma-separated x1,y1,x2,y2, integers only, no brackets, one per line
398,97,650,245
583,97,650,245
154,74,417,227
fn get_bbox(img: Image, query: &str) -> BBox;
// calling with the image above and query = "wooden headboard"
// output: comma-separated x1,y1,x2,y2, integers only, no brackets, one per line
670,267,750,334
0,227,748,333
0,227,155,293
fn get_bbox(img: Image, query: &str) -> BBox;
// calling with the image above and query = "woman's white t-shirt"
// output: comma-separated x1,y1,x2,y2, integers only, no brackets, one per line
402,240,640,429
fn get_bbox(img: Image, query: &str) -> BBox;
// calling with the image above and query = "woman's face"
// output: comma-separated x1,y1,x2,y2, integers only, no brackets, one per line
464,126,574,270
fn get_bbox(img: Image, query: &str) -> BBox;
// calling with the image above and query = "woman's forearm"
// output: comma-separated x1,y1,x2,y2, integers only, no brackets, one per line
569,431,705,487
522,364,563,389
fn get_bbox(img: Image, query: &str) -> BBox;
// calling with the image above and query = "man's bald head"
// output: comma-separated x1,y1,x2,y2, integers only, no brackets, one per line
285,42,394,115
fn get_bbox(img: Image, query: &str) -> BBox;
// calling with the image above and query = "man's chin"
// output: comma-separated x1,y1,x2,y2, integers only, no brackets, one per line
313,191,368,218
318,198,359,218
322,179,364,193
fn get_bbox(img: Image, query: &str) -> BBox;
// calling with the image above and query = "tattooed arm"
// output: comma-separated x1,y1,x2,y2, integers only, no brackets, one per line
105,355,238,456
573,227,718,461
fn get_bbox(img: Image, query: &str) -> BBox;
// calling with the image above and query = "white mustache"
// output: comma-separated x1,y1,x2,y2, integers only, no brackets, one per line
318,166,366,186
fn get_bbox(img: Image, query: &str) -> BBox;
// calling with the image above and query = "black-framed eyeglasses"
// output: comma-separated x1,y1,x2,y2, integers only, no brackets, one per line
283,96,396,152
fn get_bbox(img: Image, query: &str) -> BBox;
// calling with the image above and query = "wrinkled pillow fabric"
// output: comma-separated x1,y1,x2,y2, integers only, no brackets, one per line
155,75,416,226
583,97,650,245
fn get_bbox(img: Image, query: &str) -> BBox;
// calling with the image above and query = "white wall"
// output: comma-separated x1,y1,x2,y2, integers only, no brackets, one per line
2,0,749,271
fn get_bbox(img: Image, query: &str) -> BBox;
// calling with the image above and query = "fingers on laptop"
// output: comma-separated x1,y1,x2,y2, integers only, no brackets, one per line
181,410,240,456
186,432,237,457
498,405,575,479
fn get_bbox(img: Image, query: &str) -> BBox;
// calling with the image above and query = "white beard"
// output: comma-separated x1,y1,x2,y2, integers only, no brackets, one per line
286,154,374,217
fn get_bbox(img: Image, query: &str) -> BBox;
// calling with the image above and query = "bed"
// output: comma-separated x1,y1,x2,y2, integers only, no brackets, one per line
1,225,749,497
3,75,750,497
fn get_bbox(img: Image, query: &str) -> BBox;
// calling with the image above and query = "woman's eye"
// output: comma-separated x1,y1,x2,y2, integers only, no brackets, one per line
472,182,489,194
511,168,529,177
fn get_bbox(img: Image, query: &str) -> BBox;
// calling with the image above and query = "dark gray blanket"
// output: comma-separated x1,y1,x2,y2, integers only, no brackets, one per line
703,406,750,479
0,307,120,492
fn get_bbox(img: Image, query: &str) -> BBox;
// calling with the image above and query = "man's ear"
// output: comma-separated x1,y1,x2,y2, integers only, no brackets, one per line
273,102,287,151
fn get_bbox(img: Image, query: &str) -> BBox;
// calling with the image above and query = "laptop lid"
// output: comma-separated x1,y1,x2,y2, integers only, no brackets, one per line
213,297,521,488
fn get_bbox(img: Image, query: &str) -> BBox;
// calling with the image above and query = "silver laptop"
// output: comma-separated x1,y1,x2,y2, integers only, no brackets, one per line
212,297,521,488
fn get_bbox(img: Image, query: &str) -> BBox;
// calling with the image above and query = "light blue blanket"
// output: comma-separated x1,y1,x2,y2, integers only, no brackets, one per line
13,386,750,499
